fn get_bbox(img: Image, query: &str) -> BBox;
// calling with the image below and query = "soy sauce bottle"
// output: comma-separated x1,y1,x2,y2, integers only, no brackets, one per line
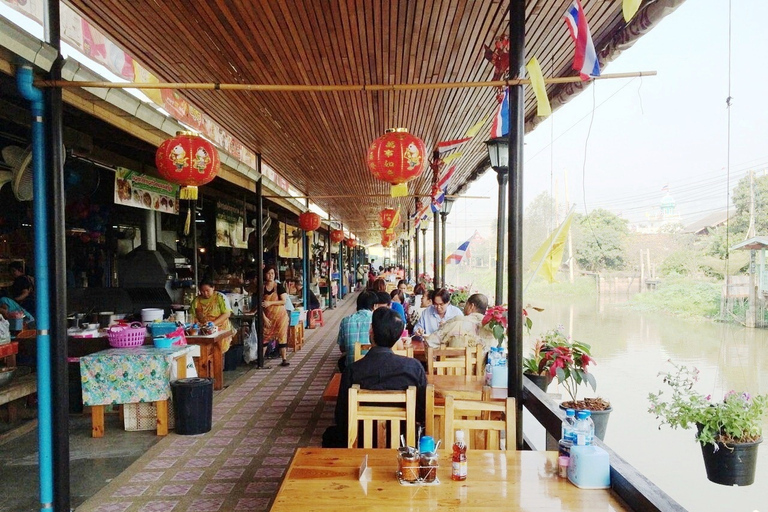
451,430,467,481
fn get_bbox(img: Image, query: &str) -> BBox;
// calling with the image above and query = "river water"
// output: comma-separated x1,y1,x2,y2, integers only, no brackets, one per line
524,296,768,511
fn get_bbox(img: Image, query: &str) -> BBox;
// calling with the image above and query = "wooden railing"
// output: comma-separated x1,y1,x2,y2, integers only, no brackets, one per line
522,379,687,512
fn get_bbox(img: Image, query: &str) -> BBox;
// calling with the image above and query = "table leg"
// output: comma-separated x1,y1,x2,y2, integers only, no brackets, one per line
91,405,105,438
156,399,168,436
176,355,187,379
212,345,223,390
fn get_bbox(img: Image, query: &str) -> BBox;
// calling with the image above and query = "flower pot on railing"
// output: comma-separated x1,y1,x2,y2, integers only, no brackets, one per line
524,372,552,393
700,438,762,486
560,399,612,441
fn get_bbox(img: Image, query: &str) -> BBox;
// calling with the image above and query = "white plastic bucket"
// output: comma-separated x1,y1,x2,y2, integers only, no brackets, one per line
141,308,164,324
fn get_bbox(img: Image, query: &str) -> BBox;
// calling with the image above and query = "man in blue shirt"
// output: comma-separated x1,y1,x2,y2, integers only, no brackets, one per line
337,291,377,371
413,288,463,336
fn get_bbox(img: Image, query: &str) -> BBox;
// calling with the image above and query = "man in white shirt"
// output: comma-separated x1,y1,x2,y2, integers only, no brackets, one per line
413,288,463,336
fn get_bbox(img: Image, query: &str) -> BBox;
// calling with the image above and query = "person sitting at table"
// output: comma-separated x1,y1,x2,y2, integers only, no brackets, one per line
371,277,387,293
336,290,376,372
388,289,407,323
407,288,432,333
191,279,233,352
262,265,291,367
413,288,463,336
0,296,34,327
322,307,427,448
426,293,495,351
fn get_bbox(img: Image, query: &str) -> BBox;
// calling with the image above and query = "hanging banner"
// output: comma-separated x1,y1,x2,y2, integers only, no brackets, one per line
278,221,303,259
114,167,179,214
216,201,248,248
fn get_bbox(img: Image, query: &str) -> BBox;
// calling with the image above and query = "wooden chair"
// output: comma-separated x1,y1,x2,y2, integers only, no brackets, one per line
426,346,472,376
392,346,414,358
347,384,417,448
466,344,485,381
353,342,372,362
443,390,515,450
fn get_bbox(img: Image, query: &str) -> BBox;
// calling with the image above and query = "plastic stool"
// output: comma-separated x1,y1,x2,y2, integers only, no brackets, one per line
308,309,324,328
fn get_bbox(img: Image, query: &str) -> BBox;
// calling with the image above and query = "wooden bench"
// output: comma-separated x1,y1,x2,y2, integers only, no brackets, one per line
0,374,37,423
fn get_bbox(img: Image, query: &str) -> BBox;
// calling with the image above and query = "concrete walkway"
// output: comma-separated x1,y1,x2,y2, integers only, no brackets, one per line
0,294,355,512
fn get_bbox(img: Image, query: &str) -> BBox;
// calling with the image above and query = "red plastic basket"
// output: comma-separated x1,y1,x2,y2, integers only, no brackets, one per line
107,322,147,348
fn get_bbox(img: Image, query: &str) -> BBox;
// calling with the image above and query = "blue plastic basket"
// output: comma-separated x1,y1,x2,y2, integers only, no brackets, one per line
289,310,301,327
148,322,178,337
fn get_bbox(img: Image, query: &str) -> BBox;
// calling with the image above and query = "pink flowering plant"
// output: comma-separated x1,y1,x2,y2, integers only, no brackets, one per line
648,361,768,448
530,327,596,403
481,305,533,348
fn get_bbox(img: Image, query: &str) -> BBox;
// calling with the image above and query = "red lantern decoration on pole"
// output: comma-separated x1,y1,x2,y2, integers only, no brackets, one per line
379,208,401,231
381,231,397,247
330,229,345,244
155,131,220,235
345,238,356,248
298,211,321,232
366,128,427,197
155,131,220,200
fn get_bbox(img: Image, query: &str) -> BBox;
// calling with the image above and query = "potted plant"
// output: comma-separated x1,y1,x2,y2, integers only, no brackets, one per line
522,336,553,393
536,326,612,440
648,361,767,486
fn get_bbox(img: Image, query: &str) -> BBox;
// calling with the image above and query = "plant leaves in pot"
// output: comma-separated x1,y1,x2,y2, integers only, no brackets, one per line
648,362,767,486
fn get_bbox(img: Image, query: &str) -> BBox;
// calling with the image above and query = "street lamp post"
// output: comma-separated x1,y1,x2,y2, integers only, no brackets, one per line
420,216,430,283
485,137,509,306
440,198,455,288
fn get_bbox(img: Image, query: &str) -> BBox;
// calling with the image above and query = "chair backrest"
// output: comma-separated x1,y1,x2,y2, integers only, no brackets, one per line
426,346,471,376
347,384,417,448
443,390,515,450
353,342,373,362
392,346,414,358
466,345,484,380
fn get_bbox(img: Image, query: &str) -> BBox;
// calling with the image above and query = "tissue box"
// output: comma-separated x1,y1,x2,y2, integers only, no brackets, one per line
567,445,610,489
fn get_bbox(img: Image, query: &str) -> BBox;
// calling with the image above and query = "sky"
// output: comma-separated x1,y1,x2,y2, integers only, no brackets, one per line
446,0,768,246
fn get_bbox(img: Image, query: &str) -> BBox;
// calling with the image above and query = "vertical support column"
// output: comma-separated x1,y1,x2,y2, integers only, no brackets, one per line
433,210,440,288
507,0,526,450
327,214,333,309
421,228,427,283
440,211,447,288
255,173,265,368
42,1,69,507
414,228,420,283
495,169,508,305
302,201,310,327
337,224,344,300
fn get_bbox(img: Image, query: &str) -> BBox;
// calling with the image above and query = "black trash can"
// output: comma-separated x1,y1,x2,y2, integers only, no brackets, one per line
223,344,244,371
171,377,213,435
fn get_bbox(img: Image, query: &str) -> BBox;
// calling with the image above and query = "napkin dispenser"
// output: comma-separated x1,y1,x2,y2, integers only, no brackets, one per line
567,445,610,489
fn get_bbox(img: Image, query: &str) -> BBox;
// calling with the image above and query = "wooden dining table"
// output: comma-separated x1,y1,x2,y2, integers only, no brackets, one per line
322,373,507,402
270,447,630,511
185,330,233,390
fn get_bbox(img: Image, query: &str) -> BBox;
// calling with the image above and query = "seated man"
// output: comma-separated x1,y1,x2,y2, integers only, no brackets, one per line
413,288,463,336
323,307,427,448
337,291,377,372
426,293,495,351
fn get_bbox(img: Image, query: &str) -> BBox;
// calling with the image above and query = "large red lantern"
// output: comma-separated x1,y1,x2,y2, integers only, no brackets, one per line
366,128,427,197
155,131,220,200
298,211,321,232
381,231,397,247
379,208,401,230
345,238,356,248
330,229,345,244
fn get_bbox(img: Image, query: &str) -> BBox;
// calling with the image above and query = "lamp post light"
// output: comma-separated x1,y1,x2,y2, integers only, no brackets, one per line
485,136,509,306
420,216,430,283
439,198,455,288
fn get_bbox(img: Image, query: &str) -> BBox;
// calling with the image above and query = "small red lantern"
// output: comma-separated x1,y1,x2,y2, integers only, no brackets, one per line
298,211,321,232
381,231,397,247
155,131,220,200
366,128,427,197
345,238,356,248
330,229,345,244
379,208,401,230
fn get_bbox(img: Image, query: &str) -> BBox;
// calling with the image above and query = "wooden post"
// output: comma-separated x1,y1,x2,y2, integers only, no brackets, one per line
640,249,645,293
747,250,756,328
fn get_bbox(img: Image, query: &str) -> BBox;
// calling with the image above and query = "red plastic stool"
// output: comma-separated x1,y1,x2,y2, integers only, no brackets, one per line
308,309,324,329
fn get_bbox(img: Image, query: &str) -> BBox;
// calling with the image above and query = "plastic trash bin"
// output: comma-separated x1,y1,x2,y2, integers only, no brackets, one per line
170,377,213,435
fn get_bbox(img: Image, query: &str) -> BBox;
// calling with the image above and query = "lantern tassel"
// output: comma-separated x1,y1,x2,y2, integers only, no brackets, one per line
184,205,192,236
180,186,199,200
390,183,408,197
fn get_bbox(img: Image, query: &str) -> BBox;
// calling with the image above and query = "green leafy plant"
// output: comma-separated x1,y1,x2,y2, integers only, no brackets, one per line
534,326,596,403
447,285,470,306
648,361,768,448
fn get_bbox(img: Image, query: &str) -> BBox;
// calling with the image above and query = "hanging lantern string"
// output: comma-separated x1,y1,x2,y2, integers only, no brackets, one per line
36,71,655,91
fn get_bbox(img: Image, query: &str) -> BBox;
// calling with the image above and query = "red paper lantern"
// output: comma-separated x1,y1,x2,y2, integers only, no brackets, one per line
298,211,321,232
330,229,345,244
379,208,401,230
366,128,427,197
345,238,356,248
155,131,220,200
381,231,397,247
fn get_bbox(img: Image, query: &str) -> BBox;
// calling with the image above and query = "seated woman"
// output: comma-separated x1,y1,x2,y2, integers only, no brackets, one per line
389,289,407,323
191,279,233,352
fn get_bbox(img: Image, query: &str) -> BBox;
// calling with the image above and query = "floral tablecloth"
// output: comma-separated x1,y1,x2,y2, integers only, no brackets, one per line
80,346,192,406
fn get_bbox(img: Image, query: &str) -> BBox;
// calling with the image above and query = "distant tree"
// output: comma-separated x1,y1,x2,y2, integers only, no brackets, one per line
730,172,768,236
573,209,629,272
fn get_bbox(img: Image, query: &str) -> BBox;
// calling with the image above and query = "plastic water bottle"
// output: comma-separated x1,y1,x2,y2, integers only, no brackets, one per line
558,408,576,457
573,410,595,446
